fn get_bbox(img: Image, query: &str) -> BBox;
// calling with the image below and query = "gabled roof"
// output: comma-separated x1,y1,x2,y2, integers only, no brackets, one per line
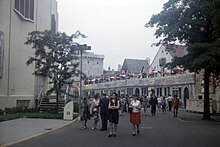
121,59,149,73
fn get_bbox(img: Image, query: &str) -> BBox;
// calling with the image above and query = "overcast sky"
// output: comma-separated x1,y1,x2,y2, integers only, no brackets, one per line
57,0,168,70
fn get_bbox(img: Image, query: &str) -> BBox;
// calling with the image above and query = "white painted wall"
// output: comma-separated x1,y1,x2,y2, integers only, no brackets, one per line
149,45,173,74
0,0,58,109
82,52,104,78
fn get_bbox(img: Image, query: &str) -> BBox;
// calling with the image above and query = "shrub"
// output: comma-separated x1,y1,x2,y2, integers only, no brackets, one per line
0,114,22,122
0,109,4,115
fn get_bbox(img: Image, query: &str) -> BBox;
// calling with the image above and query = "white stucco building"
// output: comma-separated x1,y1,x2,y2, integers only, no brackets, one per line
149,44,187,76
0,0,58,109
82,52,104,78
73,52,104,83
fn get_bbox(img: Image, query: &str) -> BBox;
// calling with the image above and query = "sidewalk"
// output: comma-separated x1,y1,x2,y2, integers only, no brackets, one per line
178,108,220,122
0,118,76,147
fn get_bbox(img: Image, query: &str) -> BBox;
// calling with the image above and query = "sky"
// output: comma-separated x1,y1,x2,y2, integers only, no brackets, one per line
57,0,168,70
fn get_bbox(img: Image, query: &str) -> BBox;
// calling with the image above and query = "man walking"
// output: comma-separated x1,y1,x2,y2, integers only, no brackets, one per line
149,93,158,116
98,93,109,131
172,95,180,117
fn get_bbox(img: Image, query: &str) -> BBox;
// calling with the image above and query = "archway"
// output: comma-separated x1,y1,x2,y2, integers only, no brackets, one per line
183,87,189,108
135,88,140,96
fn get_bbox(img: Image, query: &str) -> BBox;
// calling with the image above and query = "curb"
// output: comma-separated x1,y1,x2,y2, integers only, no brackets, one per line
0,118,78,147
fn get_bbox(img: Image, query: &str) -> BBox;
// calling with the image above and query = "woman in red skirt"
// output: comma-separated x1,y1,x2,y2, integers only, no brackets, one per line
129,94,141,136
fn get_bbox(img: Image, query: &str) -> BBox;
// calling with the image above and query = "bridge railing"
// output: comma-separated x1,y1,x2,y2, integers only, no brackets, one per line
84,73,195,90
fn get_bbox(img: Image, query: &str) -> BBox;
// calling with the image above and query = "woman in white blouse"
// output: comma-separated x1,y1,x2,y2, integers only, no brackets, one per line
129,94,142,136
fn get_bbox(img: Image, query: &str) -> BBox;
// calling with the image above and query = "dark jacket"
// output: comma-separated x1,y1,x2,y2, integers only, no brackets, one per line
149,97,158,106
98,96,109,114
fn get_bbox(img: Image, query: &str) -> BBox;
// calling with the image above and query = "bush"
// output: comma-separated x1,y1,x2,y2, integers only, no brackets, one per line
0,114,23,122
0,113,64,122
0,109,4,115
4,107,40,114
0,106,78,122
25,113,63,119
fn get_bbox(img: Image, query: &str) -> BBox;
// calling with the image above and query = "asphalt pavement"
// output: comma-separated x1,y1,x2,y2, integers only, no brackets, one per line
0,108,220,147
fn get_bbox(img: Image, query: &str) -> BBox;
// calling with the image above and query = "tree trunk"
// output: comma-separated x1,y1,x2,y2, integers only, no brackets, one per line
203,68,211,120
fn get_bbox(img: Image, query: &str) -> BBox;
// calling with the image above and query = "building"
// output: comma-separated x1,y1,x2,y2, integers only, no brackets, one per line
121,58,149,75
81,52,104,78
72,51,104,89
0,0,58,109
149,44,187,77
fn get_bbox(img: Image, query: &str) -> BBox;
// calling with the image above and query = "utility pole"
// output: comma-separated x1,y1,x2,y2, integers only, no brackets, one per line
78,44,91,115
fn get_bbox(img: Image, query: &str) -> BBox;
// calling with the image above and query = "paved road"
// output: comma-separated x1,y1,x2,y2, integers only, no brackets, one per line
7,109,220,147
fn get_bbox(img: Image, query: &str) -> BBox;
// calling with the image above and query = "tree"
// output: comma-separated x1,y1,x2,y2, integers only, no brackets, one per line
25,30,87,113
146,0,220,120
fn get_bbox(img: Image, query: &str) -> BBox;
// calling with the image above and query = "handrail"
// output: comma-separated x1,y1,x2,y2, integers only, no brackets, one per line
64,85,69,105
37,88,44,107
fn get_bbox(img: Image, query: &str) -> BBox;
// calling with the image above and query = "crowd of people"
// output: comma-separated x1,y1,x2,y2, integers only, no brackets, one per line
80,92,181,137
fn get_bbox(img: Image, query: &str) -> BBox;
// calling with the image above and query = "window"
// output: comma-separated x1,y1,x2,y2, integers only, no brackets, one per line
17,100,30,107
159,58,166,67
14,0,34,21
0,32,4,78
51,14,56,34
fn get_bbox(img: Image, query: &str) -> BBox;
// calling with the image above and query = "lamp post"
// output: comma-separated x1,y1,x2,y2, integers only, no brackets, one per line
78,44,91,115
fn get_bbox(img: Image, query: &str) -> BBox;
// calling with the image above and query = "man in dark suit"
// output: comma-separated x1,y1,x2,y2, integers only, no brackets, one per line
98,93,109,131
149,93,158,116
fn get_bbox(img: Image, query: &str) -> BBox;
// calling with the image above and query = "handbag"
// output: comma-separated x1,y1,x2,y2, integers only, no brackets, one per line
128,107,133,113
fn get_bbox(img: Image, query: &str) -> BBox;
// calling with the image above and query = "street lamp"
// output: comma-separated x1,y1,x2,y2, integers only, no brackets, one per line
78,44,91,115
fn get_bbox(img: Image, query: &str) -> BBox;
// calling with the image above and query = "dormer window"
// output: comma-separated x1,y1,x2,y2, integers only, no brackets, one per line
14,0,34,22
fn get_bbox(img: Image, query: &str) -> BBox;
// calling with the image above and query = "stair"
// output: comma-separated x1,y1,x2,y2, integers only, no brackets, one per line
39,95,65,113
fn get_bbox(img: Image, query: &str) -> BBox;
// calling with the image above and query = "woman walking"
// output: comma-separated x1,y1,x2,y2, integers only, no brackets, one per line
80,98,91,130
161,96,167,114
129,94,141,136
142,96,150,116
108,93,120,137
91,93,100,130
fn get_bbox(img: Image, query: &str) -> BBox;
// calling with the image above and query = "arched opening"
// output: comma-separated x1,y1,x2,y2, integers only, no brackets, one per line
183,87,189,108
135,88,140,96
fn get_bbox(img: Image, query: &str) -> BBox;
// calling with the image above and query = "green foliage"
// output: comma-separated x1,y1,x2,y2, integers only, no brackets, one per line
172,42,220,74
146,0,220,74
0,108,4,115
146,0,220,45
4,107,39,114
146,0,220,119
25,30,87,95
0,106,79,122
25,113,63,119
0,113,63,122
0,114,22,122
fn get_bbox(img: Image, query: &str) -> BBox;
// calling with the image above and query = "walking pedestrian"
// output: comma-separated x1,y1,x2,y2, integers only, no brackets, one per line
98,93,109,131
157,95,162,111
172,95,180,117
161,96,167,114
80,98,91,130
167,94,173,111
119,95,126,116
142,96,150,116
129,94,142,136
91,93,100,130
149,93,158,116
108,93,120,137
